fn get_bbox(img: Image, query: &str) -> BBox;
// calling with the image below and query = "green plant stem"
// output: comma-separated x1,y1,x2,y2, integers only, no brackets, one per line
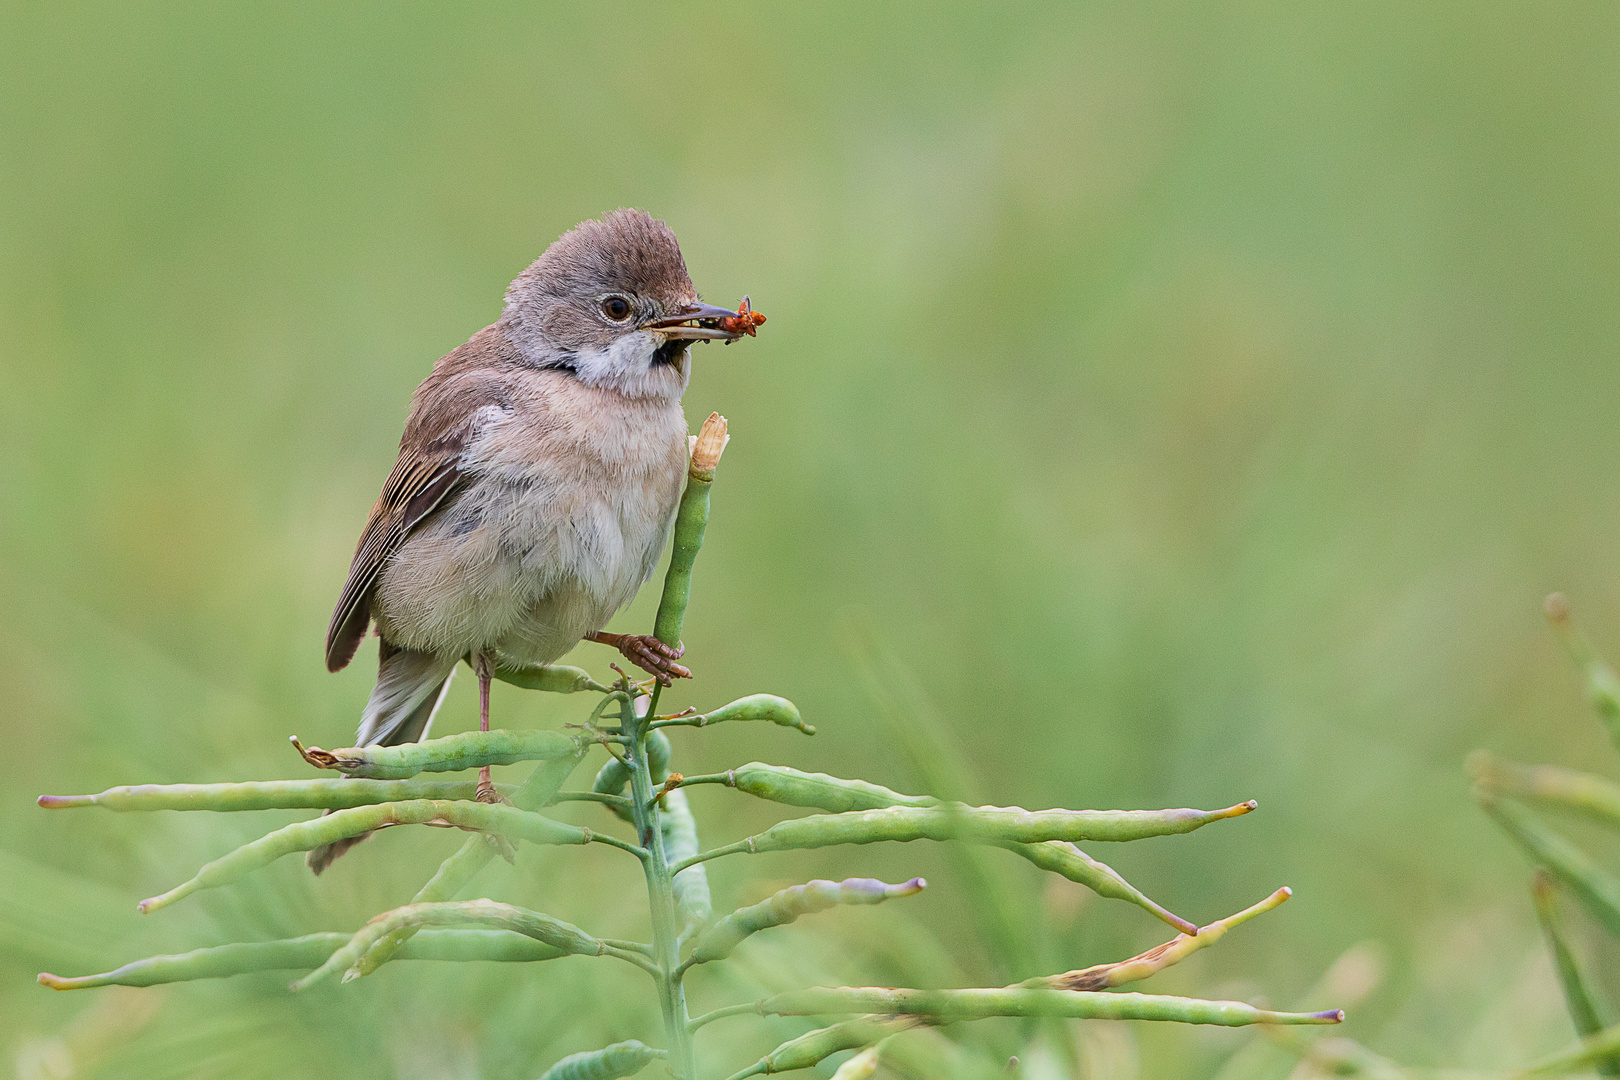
624,693,696,1079
1533,872,1620,1075
687,1003,762,1033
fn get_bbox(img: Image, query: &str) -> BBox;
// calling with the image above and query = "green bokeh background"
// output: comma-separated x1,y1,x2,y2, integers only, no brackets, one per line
5,2,1620,1076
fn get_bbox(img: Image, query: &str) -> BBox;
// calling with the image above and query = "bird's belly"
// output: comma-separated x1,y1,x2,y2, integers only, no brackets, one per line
372,471,676,663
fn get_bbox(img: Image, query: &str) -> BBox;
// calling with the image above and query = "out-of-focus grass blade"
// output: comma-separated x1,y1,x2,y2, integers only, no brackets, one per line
1532,872,1620,1076
1470,751,1620,831
1478,794,1620,938
1545,594,1620,755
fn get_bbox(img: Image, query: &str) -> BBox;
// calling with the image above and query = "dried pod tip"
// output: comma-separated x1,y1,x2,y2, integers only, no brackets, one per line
1545,592,1571,625
689,413,730,480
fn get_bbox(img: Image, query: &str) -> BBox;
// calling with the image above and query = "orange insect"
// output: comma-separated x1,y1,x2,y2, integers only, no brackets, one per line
718,295,767,341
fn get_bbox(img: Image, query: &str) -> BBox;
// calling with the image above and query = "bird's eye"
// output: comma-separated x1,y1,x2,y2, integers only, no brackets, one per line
601,296,633,322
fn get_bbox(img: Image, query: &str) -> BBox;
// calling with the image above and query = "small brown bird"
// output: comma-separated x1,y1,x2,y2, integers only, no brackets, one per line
311,209,760,872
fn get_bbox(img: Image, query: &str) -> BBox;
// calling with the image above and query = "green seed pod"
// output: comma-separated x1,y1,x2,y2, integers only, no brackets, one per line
1481,795,1620,937
293,899,645,990
679,801,1257,871
293,729,583,780
678,764,1196,933
730,1019,900,1078
38,778,498,813
355,748,586,975
689,877,925,964
594,758,632,798
829,1046,881,1080
535,1041,666,1080
651,695,814,736
1000,841,1196,935
687,763,936,813
660,789,711,940
646,729,673,781
37,929,566,990
493,663,611,695
756,987,1342,1027
137,800,591,913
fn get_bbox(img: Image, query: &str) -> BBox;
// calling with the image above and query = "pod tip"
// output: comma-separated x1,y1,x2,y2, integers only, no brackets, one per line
1545,592,1571,623
37,794,92,808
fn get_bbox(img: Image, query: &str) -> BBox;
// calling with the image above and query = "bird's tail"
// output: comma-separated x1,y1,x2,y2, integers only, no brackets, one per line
307,644,458,875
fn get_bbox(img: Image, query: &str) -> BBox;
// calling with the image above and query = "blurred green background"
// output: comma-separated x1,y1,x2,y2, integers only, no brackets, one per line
5,1,1620,1076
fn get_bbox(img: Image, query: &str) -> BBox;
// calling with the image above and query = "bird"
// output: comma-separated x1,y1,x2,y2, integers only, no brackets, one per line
309,208,760,873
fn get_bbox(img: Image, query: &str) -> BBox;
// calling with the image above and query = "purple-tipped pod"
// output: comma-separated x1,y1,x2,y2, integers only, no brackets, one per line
688,877,927,964
291,728,584,780
136,800,590,914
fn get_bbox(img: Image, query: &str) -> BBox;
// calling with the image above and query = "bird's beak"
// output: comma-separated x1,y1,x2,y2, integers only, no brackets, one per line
647,301,759,341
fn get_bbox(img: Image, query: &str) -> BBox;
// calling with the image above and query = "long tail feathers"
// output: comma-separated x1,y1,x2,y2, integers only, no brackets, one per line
308,647,458,875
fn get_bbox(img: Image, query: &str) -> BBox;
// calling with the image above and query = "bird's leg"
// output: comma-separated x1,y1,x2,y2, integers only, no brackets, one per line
584,631,692,686
474,652,501,804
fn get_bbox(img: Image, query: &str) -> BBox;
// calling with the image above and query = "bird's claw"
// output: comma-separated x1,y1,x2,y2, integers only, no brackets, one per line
614,635,692,687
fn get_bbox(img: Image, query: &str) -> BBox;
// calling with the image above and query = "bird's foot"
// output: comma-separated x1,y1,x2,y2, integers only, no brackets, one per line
587,632,692,686
476,766,509,806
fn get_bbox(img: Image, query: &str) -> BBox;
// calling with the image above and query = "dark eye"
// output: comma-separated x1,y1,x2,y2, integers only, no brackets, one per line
601,296,633,322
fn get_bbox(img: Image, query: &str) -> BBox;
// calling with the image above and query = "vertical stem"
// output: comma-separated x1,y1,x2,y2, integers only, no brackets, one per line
634,413,726,1080
625,695,696,1079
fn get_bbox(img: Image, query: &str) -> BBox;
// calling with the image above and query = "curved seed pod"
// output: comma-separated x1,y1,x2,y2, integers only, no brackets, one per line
679,764,1195,933
493,663,611,695
651,695,814,735
1470,751,1620,830
689,878,926,964
660,789,711,940
678,801,1257,870
39,778,501,813
756,986,1342,1026
292,729,583,780
594,758,632,797
1027,888,1290,991
37,929,565,990
1480,795,1620,937
647,730,673,781
293,899,639,990
999,841,1196,935
1547,593,1620,753
724,1019,903,1080
1532,873,1620,1074
354,748,585,975
137,800,591,913
535,1040,666,1080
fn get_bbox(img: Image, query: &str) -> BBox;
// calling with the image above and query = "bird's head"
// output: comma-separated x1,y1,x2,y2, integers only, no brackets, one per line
500,208,750,400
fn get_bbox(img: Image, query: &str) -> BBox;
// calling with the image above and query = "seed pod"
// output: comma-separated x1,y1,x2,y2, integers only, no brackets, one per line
39,778,498,813
354,748,586,974
999,840,1196,935
293,899,643,990
660,789,712,939
647,730,673,781
1027,888,1290,991
1469,751,1620,830
493,663,611,695
679,764,1195,933
535,1041,666,1080
830,1046,882,1080
37,928,565,990
1480,794,1620,937
652,695,814,736
679,801,1257,871
292,729,583,780
689,877,926,964
756,986,1342,1027
732,1019,902,1077
656,414,725,643
137,800,591,913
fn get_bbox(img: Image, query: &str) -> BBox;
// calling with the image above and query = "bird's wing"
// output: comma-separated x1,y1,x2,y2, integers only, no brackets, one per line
324,350,516,672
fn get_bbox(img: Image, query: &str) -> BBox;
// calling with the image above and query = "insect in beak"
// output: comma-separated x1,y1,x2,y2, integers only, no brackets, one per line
649,298,767,342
